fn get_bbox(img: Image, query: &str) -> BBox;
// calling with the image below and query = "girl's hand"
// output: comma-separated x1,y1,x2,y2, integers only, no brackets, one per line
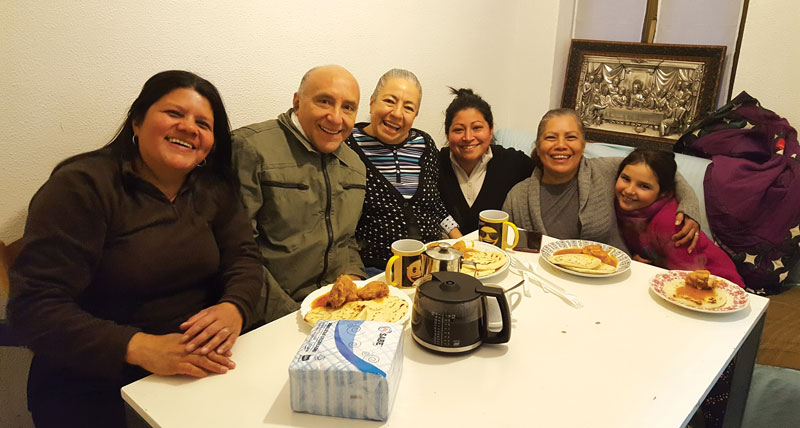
125,333,234,378
671,212,700,253
179,302,243,355
448,228,463,239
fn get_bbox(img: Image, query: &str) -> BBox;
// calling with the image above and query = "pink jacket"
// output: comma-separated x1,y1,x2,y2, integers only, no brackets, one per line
616,197,745,287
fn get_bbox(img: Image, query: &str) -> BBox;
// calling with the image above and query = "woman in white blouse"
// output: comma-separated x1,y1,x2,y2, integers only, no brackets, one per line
438,88,533,233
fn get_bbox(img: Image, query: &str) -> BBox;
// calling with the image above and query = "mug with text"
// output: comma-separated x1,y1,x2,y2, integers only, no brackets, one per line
478,210,519,250
385,239,425,287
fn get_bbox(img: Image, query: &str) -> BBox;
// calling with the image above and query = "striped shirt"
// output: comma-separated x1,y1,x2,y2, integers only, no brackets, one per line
346,125,459,266
349,128,424,199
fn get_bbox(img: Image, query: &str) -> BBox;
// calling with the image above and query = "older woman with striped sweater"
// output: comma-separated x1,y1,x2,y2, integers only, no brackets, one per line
346,69,461,272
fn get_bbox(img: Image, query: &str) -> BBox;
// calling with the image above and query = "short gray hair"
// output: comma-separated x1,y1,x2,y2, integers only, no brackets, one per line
370,68,422,104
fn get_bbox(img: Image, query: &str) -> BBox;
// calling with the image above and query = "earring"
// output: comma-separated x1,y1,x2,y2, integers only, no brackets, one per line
196,159,207,167
132,135,139,145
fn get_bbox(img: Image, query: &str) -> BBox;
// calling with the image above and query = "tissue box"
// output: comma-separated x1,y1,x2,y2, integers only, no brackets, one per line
289,320,404,421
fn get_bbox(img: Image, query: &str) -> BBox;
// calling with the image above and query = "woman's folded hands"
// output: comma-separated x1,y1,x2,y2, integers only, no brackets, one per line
125,302,244,378
125,332,235,378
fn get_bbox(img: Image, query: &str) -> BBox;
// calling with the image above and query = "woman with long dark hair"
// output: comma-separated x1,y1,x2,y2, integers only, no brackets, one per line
9,70,262,427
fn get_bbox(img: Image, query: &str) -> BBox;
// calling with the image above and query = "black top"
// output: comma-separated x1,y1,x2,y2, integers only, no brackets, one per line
438,145,533,233
9,147,262,412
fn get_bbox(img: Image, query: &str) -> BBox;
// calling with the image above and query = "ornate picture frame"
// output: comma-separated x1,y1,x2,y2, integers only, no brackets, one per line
561,39,726,148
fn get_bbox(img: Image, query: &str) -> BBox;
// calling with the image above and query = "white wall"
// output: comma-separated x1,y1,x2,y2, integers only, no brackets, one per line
733,0,800,127
0,0,565,243
550,0,578,106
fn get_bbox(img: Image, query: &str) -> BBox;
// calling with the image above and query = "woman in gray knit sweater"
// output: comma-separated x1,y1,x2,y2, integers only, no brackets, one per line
502,108,701,254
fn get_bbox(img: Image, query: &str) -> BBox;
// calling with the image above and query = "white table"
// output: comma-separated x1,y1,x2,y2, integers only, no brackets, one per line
122,235,768,428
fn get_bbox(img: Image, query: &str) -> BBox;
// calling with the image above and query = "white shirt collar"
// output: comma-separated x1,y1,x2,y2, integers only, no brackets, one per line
449,146,493,177
449,146,493,207
290,111,310,141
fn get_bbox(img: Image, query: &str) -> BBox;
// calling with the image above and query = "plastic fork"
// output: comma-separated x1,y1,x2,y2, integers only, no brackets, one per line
529,263,583,308
509,255,540,278
511,256,583,308
507,256,534,297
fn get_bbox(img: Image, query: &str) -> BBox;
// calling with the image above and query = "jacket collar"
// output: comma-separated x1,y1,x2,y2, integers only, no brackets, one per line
119,154,196,200
576,156,591,213
277,109,361,167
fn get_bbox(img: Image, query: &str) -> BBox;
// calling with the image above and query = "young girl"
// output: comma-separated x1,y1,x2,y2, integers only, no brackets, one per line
614,149,745,287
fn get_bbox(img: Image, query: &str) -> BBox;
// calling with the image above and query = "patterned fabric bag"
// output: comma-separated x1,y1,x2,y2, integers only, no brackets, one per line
675,92,800,294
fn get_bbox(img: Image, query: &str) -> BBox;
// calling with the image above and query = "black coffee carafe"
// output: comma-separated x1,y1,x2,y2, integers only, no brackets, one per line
411,271,511,353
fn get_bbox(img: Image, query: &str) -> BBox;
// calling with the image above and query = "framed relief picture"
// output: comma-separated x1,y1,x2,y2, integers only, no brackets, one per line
561,39,726,148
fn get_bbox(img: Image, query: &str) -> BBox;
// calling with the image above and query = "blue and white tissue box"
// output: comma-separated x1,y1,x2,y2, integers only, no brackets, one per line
289,320,404,421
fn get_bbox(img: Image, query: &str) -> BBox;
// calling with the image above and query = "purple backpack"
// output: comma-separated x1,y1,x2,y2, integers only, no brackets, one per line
676,92,800,295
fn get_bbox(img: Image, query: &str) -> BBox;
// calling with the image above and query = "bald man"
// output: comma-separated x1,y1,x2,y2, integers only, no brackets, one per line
232,65,367,322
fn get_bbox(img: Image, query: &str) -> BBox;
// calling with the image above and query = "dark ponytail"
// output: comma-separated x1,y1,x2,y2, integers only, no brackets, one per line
444,87,494,134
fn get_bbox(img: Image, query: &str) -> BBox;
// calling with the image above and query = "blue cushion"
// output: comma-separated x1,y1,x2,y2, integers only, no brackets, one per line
493,129,535,154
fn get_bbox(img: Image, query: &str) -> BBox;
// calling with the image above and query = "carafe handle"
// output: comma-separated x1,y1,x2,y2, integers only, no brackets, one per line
476,284,511,344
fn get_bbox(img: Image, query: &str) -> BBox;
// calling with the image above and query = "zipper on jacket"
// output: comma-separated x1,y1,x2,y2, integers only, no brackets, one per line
261,181,309,190
317,155,334,287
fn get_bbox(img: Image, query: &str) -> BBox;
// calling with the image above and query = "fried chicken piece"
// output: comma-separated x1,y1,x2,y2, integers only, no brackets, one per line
685,270,713,290
582,245,605,259
582,244,616,266
327,275,359,309
357,281,390,300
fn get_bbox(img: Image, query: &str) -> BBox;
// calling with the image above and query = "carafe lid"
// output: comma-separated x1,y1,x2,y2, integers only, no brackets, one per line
425,242,463,262
418,271,482,303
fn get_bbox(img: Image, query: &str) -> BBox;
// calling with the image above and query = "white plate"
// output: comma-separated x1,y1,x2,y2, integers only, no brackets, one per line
299,281,413,326
430,239,510,281
540,239,631,278
650,270,749,313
